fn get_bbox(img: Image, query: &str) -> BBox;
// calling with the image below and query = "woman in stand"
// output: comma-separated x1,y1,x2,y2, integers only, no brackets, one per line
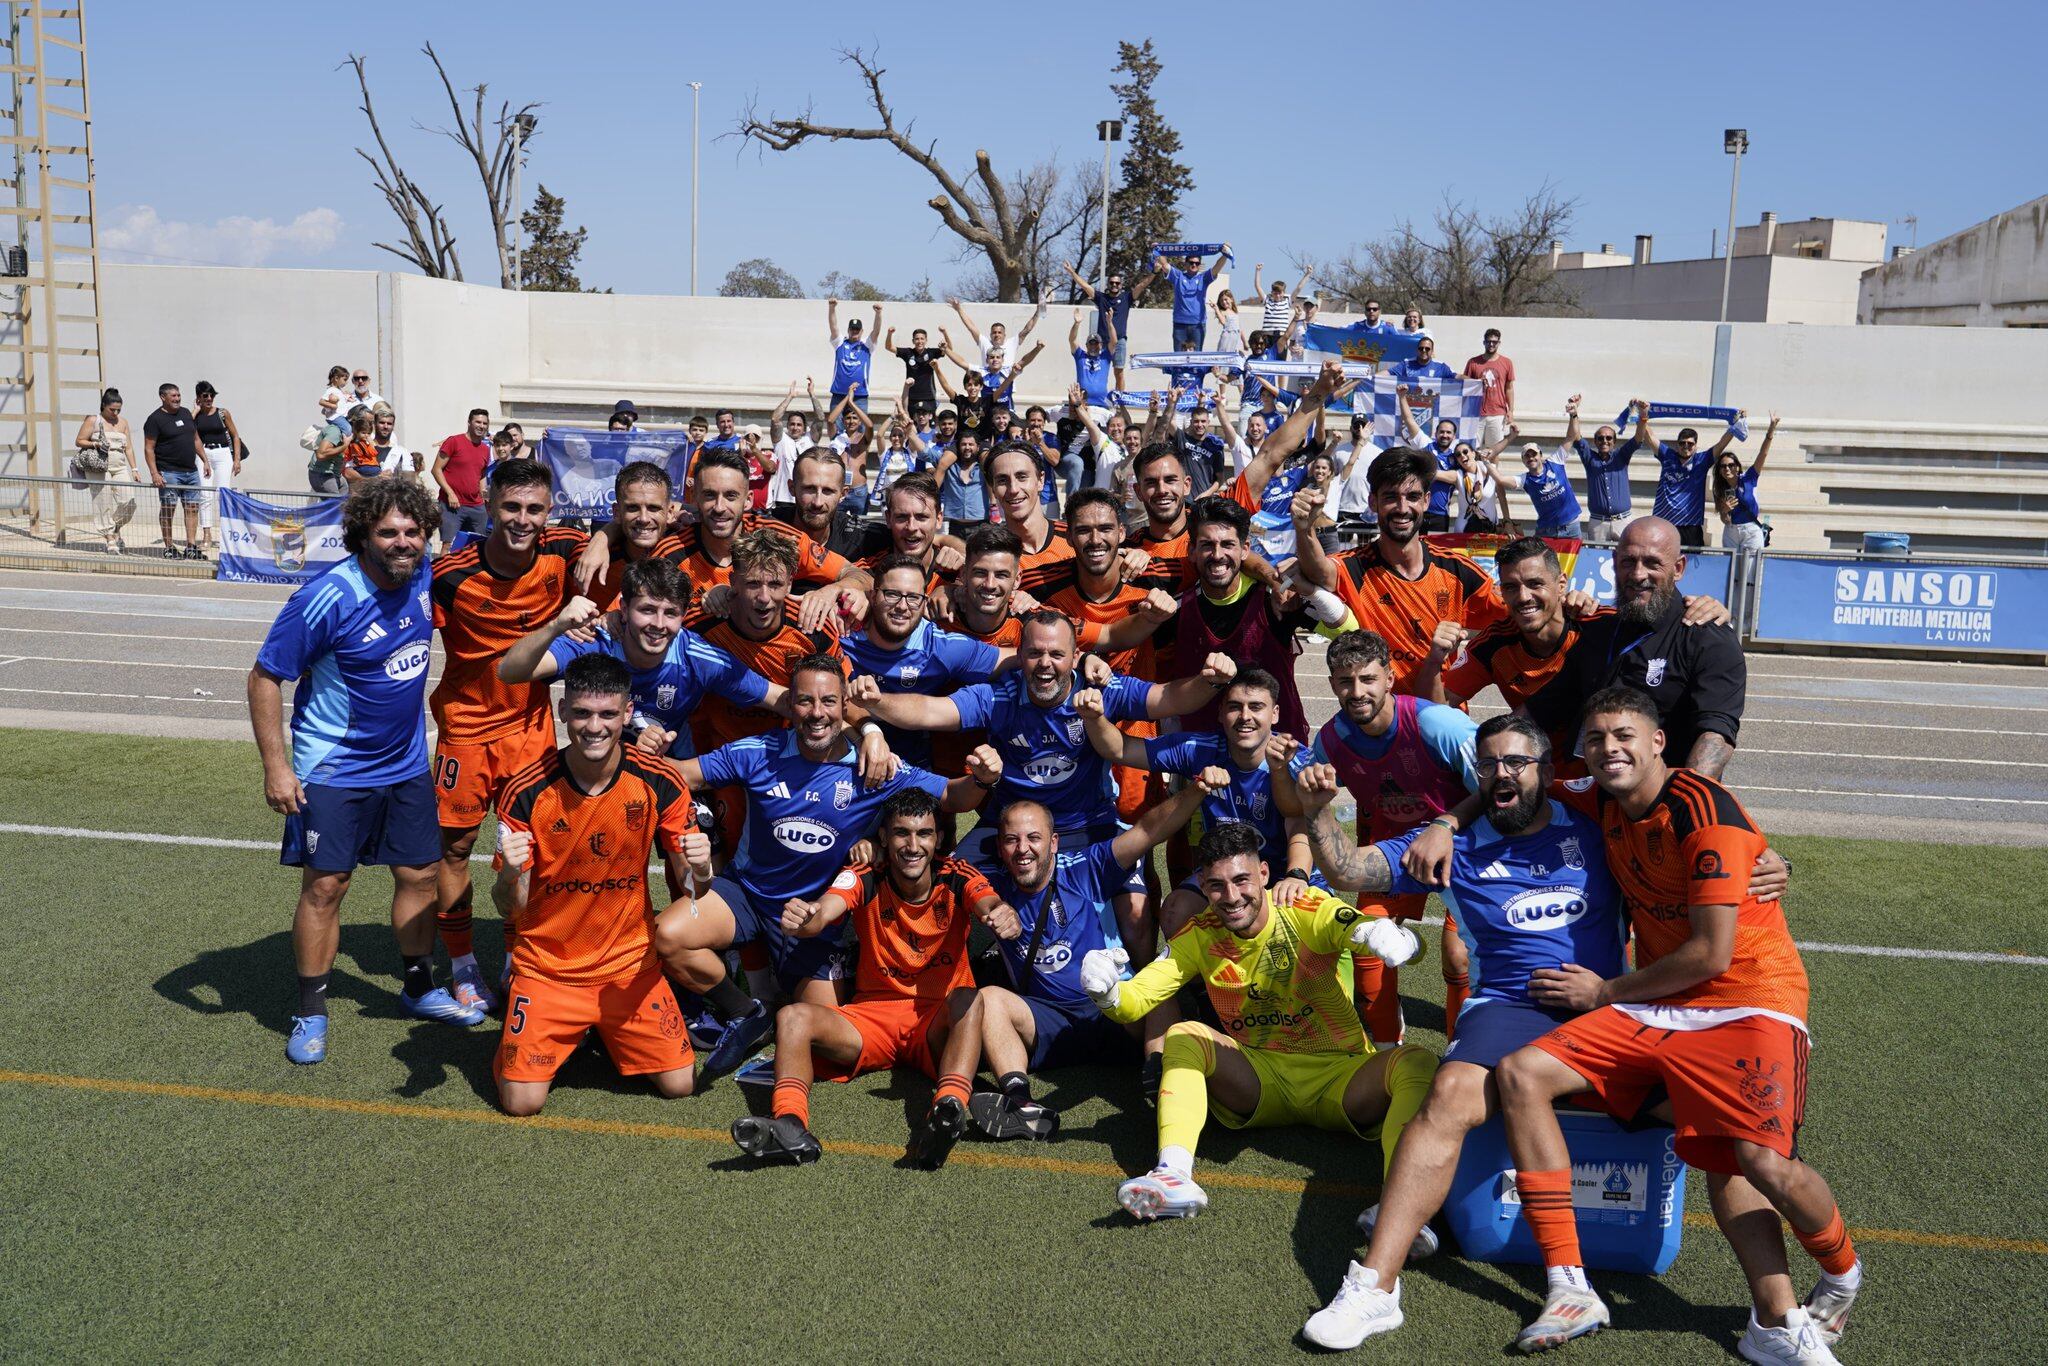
1716,411,1778,616
191,381,243,553
70,387,139,553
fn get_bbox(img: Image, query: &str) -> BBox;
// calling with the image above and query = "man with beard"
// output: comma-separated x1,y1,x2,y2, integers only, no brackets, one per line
250,478,475,1064
1291,442,1506,696
840,555,1007,766
1298,714,1792,1350
1543,517,1746,778
853,473,965,593
732,788,1007,1169
1081,821,1436,1223
788,447,871,561
934,429,988,533
1124,443,1199,589
427,459,590,1015
652,656,1001,1075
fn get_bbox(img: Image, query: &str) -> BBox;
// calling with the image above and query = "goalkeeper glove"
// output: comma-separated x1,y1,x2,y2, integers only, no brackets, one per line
1351,916,1421,967
1078,946,1129,1009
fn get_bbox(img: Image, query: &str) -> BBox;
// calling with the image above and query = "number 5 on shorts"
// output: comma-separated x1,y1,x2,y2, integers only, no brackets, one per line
434,754,462,791
508,994,530,1034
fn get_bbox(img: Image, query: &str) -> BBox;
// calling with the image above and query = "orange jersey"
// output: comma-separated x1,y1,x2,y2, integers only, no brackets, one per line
430,527,590,743
1125,519,1198,593
856,548,955,598
498,747,697,985
1559,771,1809,1022
1330,539,1506,694
1014,518,1076,596
1039,569,1157,677
825,857,994,1002
690,608,841,752
1441,611,1596,764
658,514,850,602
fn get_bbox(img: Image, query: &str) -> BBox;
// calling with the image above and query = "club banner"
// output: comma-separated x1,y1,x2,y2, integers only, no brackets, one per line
1304,321,1422,369
1753,555,2048,652
537,427,695,520
1129,350,1245,373
1614,401,1748,443
216,488,347,585
1426,533,1585,587
1368,375,1486,446
1152,242,1228,259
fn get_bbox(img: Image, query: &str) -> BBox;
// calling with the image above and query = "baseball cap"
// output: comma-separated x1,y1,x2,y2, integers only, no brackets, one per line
612,398,638,418
1522,442,1542,456
742,423,766,441
847,318,864,332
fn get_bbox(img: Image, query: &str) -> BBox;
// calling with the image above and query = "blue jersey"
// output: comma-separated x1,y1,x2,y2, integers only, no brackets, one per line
548,624,770,758
1167,264,1214,325
953,671,1151,834
1652,440,1714,526
1389,359,1457,385
1249,464,1309,563
1428,444,1458,516
1145,733,1311,860
1377,800,1627,1005
840,620,1001,763
695,730,948,907
1521,450,1584,528
1573,436,1636,518
985,839,1127,1012
1074,348,1112,407
254,555,433,788
830,337,872,395
1724,466,1762,525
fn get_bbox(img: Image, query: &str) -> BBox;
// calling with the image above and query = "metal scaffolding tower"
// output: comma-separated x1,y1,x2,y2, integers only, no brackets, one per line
0,1,101,536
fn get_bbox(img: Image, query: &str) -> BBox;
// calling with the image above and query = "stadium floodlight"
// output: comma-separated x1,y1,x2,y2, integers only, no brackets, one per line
1095,119,1123,289
1719,129,1749,323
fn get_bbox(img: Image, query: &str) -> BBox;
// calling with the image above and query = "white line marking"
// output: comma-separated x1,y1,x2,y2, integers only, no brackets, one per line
1746,671,2048,695
1742,716,2048,740
3,821,2041,966
0,626,268,645
1743,748,2048,769
0,604,276,623
1746,691,2037,714
0,686,246,705
1738,784,2048,808
1,654,254,672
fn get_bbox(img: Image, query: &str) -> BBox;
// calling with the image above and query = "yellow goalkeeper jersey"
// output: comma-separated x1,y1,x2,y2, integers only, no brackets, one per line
1105,887,1368,1056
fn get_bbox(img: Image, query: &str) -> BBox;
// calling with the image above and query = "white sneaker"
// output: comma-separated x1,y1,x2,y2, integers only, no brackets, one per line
1303,1261,1403,1349
450,962,499,1015
1117,1166,1209,1220
1738,1307,1841,1365
1802,1261,1862,1344
1514,1286,1609,1353
1357,1201,1440,1261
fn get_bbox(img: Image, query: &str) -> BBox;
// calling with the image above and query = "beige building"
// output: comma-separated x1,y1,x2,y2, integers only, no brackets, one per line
1555,214,1886,325
1857,194,2048,327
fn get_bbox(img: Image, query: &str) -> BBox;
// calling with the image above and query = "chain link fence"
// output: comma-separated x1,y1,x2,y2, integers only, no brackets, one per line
0,473,331,578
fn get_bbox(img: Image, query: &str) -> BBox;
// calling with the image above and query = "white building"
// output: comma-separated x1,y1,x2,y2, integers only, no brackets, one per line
1857,194,2048,328
1554,214,1886,325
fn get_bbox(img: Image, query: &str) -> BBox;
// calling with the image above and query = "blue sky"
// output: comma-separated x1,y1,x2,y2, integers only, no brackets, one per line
91,0,2041,296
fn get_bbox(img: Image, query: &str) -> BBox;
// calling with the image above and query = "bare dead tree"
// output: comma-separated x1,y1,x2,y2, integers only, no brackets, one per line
732,47,1065,302
1317,186,1584,318
347,53,461,279
415,41,540,290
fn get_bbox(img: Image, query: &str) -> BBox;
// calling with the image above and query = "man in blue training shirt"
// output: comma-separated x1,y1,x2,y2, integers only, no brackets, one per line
249,478,483,1066
839,553,1005,764
1388,334,1457,385
1633,397,1745,550
827,298,882,412
1514,440,1585,540
1154,242,1232,350
1564,394,1637,543
1069,309,1115,411
653,653,999,1074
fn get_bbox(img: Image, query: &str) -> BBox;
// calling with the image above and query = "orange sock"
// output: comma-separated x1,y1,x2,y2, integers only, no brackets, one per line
1443,971,1470,1041
1517,1168,1583,1268
1354,954,1404,1044
1794,1206,1858,1276
437,886,474,958
771,1077,811,1127
934,1072,972,1110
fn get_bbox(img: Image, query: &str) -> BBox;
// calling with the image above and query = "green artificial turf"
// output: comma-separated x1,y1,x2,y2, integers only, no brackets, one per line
1,729,2043,1362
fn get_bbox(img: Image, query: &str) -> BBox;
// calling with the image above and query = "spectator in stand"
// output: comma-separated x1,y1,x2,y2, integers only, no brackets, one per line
191,381,243,554
1635,398,1745,549
1462,328,1515,448
1354,298,1395,335
1332,414,1379,542
142,382,205,559
432,407,493,545
1154,242,1231,349
739,424,772,509
317,364,349,427
1393,386,1464,533
501,422,535,462
1397,306,1431,340
706,409,741,452
1512,440,1584,541
347,367,385,413
1563,394,1635,543
1211,289,1244,356
1170,405,1231,498
768,380,821,520
1254,261,1314,334
950,294,1045,374
1389,335,1456,385
867,402,931,505
934,430,987,533
1450,438,1512,534
371,405,419,480
886,326,942,411
71,386,139,554
1240,377,1299,442
827,298,881,412
1073,395,1133,511
1064,259,1154,394
609,398,638,431
340,410,383,486
1070,309,1115,414
1717,411,1778,611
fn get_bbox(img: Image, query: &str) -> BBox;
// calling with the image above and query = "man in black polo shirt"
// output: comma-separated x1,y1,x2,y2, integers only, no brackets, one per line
887,326,941,410
1544,516,1746,777
142,382,205,559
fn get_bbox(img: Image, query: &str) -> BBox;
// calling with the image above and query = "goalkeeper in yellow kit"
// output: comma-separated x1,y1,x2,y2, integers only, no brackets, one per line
1083,820,1440,1220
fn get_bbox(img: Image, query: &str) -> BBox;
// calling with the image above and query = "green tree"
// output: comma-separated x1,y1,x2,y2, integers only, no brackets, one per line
519,185,592,292
1101,40,1193,286
816,270,886,301
719,257,805,298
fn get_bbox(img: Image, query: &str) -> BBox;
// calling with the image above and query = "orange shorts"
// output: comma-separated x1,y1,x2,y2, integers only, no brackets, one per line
1529,1006,1810,1174
434,721,554,829
814,995,950,1081
495,967,695,1083
1114,763,1170,824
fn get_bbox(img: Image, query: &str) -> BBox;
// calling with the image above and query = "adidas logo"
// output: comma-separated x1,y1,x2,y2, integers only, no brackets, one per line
1759,1116,1784,1136
1476,860,1510,879
359,622,388,644
767,782,792,800
551,818,571,833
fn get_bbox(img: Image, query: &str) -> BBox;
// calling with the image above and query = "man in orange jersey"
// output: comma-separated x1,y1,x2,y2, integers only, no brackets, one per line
1290,446,1505,696
852,472,965,593
1489,686,1862,1359
984,440,1075,596
574,461,675,611
490,653,713,1115
429,458,589,1013
731,787,1011,1169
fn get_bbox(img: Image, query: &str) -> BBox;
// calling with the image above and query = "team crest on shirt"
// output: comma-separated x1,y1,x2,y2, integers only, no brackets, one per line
656,684,677,710
1644,657,1667,686
833,780,854,811
1063,716,1085,746
1251,790,1269,820
1559,837,1585,870
1735,1057,1786,1112
898,664,921,684
1435,589,1451,613
623,800,648,832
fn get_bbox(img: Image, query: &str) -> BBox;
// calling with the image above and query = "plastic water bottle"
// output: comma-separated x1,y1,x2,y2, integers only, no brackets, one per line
1333,793,1358,832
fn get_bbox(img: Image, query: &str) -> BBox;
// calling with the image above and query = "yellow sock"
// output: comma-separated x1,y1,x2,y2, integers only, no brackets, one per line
1157,1022,1220,1160
1378,1045,1438,1180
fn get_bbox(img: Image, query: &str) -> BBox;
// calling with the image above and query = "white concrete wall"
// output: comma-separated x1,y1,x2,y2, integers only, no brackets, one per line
388,272,529,480
1556,255,1867,325
1858,194,2048,327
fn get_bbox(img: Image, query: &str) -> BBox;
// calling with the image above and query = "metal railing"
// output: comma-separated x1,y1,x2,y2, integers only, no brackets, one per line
0,472,329,577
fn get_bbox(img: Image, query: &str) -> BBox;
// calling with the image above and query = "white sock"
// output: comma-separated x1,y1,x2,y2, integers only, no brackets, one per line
450,952,477,975
1816,1258,1863,1293
1546,1265,1592,1295
1158,1145,1194,1178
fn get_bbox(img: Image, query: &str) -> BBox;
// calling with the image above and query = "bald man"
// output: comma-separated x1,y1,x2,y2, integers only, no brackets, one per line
1530,517,1747,777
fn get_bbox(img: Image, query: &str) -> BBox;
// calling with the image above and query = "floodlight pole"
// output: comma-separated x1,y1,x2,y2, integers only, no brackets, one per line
1096,118,1123,286
511,112,536,290
690,82,702,295
1718,128,1748,323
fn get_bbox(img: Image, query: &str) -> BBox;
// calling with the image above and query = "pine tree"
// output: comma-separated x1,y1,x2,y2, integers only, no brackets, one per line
1105,40,1193,285
519,185,591,292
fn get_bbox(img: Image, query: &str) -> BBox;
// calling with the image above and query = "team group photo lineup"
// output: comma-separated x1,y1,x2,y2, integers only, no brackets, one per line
5,6,2045,1363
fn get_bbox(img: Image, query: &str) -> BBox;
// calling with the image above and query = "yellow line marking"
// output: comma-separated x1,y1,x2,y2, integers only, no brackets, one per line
5,1066,2045,1256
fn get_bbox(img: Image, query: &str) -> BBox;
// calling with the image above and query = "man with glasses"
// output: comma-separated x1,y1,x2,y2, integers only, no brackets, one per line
1388,335,1456,385
348,369,385,412
838,554,1005,766
1633,398,1746,550
1565,394,1637,543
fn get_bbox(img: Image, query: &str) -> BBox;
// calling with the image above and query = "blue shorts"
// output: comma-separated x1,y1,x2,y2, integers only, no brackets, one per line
708,873,850,992
1441,997,1580,1069
158,466,203,507
957,818,1147,897
281,773,440,873
1026,995,1140,1070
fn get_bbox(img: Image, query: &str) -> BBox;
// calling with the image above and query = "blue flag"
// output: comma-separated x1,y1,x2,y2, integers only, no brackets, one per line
217,488,348,585
537,427,695,520
1368,375,1486,446
1614,401,1749,443
1303,321,1421,368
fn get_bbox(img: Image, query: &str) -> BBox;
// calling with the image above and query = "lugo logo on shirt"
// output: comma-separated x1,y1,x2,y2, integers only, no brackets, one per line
773,816,839,852
1502,886,1589,932
1021,753,1077,785
382,641,431,681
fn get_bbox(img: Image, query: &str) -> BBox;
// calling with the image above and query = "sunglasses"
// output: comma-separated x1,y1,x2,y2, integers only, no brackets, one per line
353,375,370,382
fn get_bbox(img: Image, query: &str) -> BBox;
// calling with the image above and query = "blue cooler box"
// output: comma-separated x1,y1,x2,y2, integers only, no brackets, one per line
1444,1109,1688,1274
